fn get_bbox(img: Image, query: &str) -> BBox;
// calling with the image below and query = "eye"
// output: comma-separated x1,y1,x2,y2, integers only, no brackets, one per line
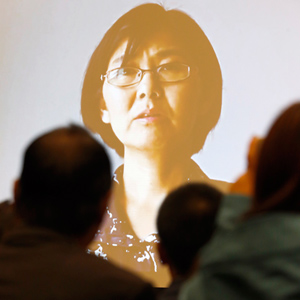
115,67,137,77
107,67,141,86
157,63,190,82
159,62,183,72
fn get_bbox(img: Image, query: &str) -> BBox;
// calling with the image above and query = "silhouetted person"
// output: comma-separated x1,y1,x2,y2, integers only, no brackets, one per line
0,125,155,300
0,200,14,241
181,102,300,300
157,183,222,300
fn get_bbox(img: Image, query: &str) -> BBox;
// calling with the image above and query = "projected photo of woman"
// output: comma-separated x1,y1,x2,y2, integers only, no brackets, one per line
81,3,228,286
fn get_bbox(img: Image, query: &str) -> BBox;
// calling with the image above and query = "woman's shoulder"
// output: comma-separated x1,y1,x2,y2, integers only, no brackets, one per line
188,160,230,193
208,179,230,193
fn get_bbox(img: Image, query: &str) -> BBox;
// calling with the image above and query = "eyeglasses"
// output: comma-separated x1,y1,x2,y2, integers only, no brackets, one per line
100,62,191,87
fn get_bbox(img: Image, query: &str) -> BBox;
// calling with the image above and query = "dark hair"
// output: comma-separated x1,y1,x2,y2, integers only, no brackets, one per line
156,183,222,275
81,3,222,157
248,102,300,215
17,125,111,237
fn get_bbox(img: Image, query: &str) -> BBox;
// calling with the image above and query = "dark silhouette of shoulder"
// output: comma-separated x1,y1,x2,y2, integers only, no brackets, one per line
0,226,155,300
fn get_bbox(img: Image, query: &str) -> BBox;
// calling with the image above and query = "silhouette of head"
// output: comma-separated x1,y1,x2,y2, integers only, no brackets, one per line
249,102,300,215
0,200,14,241
15,125,111,237
157,183,222,276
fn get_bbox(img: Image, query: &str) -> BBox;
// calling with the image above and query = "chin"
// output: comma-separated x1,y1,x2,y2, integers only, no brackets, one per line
128,138,180,153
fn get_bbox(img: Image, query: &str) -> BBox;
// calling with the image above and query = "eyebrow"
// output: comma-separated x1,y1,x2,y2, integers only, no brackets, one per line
155,48,186,59
111,48,186,66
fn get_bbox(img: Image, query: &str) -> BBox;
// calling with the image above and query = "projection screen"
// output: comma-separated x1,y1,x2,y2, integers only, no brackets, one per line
1,0,300,287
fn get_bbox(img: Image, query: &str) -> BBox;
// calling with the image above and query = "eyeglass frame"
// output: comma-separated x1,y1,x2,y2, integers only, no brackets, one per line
100,62,192,87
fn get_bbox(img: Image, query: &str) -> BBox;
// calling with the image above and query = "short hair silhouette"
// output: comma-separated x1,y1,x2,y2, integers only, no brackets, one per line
248,102,300,215
16,125,111,237
156,183,222,276
81,3,222,157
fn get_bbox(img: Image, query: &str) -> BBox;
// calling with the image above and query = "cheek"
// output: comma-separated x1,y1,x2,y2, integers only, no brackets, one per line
102,84,132,119
165,82,200,129
103,83,120,110
102,84,135,141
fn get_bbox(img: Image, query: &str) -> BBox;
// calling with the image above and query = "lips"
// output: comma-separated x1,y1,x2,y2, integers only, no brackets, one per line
134,110,161,120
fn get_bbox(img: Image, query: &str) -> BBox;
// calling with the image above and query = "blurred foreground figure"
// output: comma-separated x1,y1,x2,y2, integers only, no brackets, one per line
157,183,222,300
0,125,154,300
181,102,300,300
0,200,14,241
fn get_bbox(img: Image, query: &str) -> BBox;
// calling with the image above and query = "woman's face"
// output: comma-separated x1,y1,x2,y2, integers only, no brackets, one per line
101,32,205,153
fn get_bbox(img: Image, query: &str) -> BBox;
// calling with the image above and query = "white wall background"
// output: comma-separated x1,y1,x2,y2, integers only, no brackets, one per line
1,0,300,201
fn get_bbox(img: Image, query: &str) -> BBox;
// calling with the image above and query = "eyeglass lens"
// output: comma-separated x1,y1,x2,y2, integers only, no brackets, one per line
106,63,190,86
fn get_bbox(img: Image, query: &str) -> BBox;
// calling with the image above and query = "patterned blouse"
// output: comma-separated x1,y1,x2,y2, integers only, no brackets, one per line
88,161,227,286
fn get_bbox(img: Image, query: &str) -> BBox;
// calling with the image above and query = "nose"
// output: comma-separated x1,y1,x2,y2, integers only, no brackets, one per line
136,71,162,101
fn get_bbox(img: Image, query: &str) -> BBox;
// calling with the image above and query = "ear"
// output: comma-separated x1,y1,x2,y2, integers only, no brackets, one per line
100,98,110,124
13,179,21,204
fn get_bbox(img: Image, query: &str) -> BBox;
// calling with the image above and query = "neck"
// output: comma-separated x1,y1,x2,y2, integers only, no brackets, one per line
124,146,191,203
122,146,191,238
